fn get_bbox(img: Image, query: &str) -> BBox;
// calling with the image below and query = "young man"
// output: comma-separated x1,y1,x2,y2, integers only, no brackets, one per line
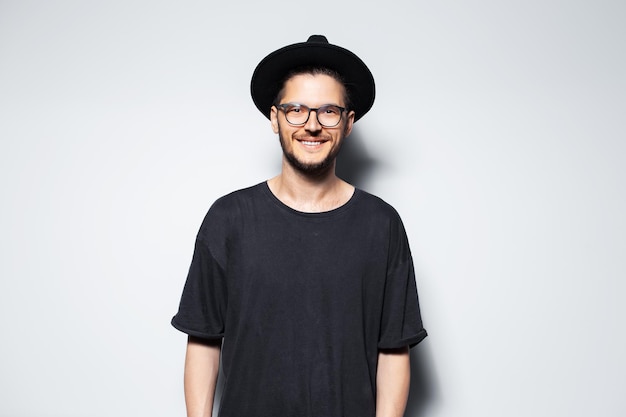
172,35,427,417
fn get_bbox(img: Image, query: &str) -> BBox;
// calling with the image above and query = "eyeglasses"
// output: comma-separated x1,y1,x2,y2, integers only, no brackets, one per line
275,103,346,128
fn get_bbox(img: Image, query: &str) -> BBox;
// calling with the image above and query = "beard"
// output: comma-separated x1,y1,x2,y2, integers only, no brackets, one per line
278,130,344,176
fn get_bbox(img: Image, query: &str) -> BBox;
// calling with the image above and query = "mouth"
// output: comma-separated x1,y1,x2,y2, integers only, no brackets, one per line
295,136,330,148
300,140,324,146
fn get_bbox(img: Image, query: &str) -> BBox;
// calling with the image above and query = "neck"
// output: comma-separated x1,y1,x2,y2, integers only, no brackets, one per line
267,158,354,213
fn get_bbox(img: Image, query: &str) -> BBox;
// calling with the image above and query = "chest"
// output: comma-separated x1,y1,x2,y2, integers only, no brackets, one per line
223,214,389,316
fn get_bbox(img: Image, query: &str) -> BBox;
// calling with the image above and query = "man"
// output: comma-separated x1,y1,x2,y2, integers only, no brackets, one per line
172,35,427,417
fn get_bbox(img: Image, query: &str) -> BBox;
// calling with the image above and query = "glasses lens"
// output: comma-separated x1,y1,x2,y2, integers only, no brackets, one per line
283,104,309,125
317,105,342,127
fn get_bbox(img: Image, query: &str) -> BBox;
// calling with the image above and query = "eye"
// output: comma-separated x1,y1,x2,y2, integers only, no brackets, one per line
285,104,304,114
321,105,340,115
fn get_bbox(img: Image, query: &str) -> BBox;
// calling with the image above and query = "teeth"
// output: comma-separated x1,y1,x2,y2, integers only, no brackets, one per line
301,141,321,146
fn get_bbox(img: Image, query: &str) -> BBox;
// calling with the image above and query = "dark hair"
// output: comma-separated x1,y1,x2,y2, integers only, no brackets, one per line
274,66,352,110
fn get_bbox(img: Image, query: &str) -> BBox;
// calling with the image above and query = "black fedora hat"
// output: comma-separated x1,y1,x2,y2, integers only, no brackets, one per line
251,35,375,122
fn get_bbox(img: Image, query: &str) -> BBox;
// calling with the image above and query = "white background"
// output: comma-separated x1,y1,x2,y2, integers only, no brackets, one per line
1,1,624,416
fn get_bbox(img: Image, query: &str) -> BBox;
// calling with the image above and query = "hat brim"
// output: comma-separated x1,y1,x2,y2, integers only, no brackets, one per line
251,39,375,122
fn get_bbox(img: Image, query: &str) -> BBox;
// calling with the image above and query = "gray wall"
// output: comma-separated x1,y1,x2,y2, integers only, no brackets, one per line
1,1,624,416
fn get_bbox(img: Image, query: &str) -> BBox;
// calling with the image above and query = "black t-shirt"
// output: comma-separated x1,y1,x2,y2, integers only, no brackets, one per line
172,182,427,417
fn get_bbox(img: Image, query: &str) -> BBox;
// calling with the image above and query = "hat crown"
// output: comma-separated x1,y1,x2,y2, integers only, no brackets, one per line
307,35,328,44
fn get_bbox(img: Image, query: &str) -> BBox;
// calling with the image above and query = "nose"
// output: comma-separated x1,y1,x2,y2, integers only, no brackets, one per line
304,109,322,132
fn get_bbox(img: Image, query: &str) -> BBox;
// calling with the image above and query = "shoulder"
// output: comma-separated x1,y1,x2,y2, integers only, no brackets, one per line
355,190,413,258
353,189,404,223
196,183,266,240
210,183,264,213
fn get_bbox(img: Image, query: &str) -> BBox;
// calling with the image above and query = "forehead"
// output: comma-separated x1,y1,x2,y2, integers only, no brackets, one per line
281,74,347,106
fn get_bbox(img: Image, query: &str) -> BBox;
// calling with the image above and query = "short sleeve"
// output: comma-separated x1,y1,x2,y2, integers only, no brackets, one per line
377,256,427,349
377,214,427,349
171,237,228,339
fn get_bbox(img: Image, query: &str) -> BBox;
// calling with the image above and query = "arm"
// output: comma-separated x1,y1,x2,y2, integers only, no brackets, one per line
184,336,222,417
376,347,411,417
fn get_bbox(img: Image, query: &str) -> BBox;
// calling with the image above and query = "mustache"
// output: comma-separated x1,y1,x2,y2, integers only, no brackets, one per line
293,134,332,141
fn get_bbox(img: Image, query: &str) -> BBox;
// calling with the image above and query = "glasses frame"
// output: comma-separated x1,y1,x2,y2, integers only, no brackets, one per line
275,103,347,128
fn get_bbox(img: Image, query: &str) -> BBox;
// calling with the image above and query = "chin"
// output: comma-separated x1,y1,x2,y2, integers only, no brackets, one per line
284,151,337,175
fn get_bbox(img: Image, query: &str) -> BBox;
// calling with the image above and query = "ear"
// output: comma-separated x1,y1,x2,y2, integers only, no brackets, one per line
343,110,355,137
270,106,279,133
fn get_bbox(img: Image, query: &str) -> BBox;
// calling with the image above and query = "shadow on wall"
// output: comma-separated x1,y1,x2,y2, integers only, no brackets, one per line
406,342,437,417
336,129,380,188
